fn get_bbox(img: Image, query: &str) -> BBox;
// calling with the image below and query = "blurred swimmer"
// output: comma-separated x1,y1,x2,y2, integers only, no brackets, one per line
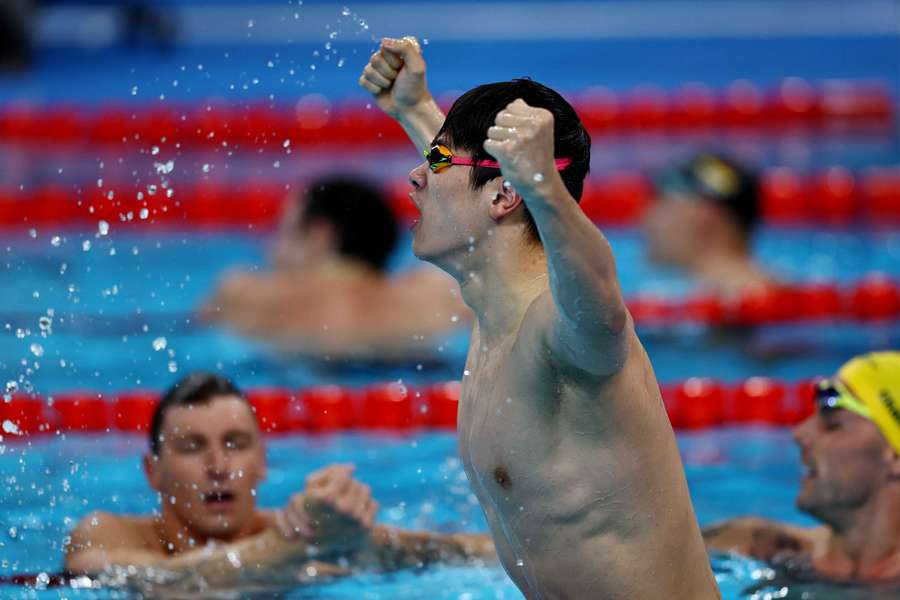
705,352,900,584
360,37,720,599
64,372,494,585
644,153,777,296
201,176,470,362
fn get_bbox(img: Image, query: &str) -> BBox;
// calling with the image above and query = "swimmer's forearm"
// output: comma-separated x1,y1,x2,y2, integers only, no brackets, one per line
526,179,629,368
366,526,497,570
394,98,445,153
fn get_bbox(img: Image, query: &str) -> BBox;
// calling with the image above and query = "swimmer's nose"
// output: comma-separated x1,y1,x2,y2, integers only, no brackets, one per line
792,414,815,449
409,162,428,191
205,448,230,479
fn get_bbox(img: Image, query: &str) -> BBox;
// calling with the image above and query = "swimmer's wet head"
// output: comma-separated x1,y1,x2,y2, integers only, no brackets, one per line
793,352,900,521
407,79,590,262
145,372,268,545
644,153,760,266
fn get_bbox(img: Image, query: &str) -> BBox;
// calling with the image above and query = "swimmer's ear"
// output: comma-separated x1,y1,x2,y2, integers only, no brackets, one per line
888,450,900,480
143,453,163,492
487,178,524,222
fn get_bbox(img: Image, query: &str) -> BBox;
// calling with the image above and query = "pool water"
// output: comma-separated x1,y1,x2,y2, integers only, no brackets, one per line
2,226,899,397
4,428,898,599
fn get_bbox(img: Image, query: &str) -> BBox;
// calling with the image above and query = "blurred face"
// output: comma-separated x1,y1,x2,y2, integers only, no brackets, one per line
407,143,499,267
642,194,709,266
792,401,890,521
145,396,266,541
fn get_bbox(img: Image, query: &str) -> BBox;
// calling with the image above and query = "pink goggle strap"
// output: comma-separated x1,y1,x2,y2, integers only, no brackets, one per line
450,157,574,171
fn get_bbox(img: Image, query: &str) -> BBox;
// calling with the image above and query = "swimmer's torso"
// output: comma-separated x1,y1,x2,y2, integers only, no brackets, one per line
458,305,720,600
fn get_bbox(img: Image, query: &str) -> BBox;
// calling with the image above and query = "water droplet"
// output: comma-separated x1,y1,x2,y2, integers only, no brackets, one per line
30,343,44,357
167,361,178,373
98,221,109,236
50,236,61,247
341,7,351,16
151,146,160,155
273,161,281,168
82,240,91,252
503,180,513,190
267,60,274,68
202,164,211,173
38,317,51,331
283,139,291,148
247,19,254,27
533,173,544,183
152,337,167,351
5,381,18,394
7,524,19,537
131,86,139,96
96,178,103,188
147,185,157,196
154,160,174,175
139,208,149,220
516,558,524,567
28,228,37,238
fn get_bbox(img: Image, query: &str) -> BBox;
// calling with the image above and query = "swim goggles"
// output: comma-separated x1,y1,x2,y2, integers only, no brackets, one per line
424,144,573,173
814,378,872,421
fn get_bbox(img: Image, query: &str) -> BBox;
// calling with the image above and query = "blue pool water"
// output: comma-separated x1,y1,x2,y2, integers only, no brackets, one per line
2,226,899,395
3,428,893,600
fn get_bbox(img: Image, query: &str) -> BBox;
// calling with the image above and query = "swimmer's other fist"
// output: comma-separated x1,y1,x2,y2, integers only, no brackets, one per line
359,36,430,118
275,464,378,556
484,99,562,201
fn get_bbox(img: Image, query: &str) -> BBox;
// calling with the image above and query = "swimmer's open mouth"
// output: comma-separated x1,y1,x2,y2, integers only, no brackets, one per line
202,491,236,504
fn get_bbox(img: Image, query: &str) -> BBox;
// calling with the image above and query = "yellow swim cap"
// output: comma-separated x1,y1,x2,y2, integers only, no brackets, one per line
837,351,900,455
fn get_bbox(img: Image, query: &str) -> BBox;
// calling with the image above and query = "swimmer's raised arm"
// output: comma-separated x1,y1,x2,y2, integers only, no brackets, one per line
484,100,629,377
359,36,445,153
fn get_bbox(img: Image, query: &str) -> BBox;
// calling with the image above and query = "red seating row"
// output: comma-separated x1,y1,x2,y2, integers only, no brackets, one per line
3,166,900,228
627,275,900,327
0,377,824,440
0,79,892,148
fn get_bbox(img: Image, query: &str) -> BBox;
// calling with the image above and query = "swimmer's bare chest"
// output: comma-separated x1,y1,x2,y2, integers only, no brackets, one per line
456,327,628,578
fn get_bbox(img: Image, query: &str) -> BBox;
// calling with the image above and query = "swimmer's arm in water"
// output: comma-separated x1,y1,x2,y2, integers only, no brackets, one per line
361,526,497,570
702,517,820,561
360,36,444,153
63,513,347,584
65,465,376,583
483,100,629,376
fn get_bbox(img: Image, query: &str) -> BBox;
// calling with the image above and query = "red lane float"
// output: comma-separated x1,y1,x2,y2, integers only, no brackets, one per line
0,376,833,441
0,79,892,149
4,166,900,228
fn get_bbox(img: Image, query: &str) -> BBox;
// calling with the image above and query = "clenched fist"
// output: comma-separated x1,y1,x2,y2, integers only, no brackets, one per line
359,36,431,118
483,99,565,201
275,464,378,556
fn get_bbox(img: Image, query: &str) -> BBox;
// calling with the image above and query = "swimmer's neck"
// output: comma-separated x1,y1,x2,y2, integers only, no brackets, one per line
817,491,900,581
690,249,772,296
152,506,268,555
454,244,548,346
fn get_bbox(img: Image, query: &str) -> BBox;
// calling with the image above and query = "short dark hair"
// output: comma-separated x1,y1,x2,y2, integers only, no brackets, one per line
149,372,247,456
435,79,591,241
298,176,399,271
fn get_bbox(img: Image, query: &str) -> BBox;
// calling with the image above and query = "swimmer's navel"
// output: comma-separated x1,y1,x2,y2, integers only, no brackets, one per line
493,466,512,490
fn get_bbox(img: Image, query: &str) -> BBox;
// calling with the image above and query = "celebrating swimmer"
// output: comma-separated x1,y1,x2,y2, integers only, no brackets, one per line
360,37,720,598
705,352,900,584
64,373,494,588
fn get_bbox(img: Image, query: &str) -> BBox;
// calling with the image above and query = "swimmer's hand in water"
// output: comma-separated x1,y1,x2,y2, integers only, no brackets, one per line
484,99,565,203
359,36,430,118
275,464,378,557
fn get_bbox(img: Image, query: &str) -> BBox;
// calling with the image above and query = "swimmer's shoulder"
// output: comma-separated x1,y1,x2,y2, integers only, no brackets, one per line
64,512,161,573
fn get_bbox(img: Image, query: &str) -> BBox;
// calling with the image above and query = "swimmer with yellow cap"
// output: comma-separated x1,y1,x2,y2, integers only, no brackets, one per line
815,351,900,455
704,351,900,584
